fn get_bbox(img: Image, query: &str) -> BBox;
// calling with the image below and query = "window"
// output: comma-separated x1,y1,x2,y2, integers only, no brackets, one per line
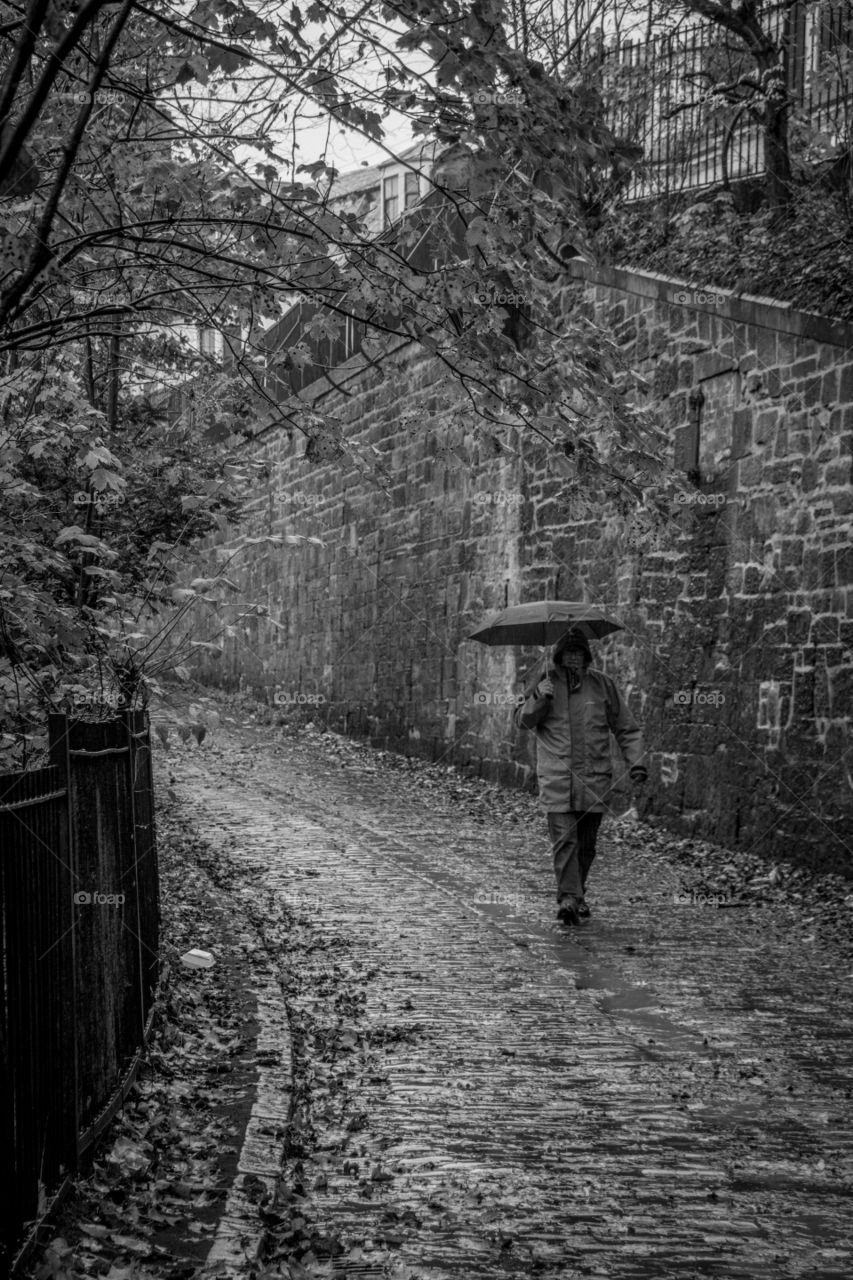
382,174,399,225
199,327,217,356
404,171,420,208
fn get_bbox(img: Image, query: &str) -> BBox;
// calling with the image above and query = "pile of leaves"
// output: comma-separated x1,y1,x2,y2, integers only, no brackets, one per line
597,184,853,321
25,803,261,1280
153,759,425,1280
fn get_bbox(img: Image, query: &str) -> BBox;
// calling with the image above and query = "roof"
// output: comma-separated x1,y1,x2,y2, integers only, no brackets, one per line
324,161,382,200
323,138,442,201
378,139,442,170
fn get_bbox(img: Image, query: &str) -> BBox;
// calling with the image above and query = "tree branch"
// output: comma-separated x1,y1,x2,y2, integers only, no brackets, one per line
0,0,115,177
0,0,52,128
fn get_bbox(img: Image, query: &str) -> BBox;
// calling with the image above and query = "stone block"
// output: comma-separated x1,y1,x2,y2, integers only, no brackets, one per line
837,545,853,587
791,356,818,379
738,456,764,487
608,301,627,328
818,548,837,587
615,316,638,347
823,461,852,488
831,489,853,517
839,362,853,404
802,375,824,408
730,406,753,459
786,609,812,645
810,614,840,645
800,458,818,491
773,424,789,457
767,458,799,486
819,644,846,669
828,664,853,709
756,328,778,370
776,332,800,365
765,367,782,398
821,367,839,405
754,408,780,445
653,360,679,397
694,351,733,381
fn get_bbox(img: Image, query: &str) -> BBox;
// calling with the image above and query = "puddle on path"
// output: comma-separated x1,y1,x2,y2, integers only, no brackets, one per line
445,886,712,1060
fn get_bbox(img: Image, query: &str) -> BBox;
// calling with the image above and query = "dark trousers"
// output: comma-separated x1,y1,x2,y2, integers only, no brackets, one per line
547,811,603,904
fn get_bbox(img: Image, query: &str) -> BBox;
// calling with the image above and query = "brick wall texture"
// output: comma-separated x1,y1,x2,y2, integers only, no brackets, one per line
184,263,853,876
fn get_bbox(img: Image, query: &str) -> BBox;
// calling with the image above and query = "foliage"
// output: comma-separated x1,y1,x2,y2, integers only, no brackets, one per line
0,0,663,467
0,343,265,766
596,182,853,320
0,0,685,761
588,0,853,311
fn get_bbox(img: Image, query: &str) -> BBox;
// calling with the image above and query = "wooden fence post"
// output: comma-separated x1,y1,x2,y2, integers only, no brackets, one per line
123,709,147,1043
47,713,81,1175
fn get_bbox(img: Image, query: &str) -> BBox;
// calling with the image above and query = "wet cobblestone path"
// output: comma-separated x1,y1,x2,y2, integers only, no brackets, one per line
167,724,853,1280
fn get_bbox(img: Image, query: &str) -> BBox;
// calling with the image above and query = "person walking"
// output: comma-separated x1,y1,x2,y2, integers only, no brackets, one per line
514,630,648,925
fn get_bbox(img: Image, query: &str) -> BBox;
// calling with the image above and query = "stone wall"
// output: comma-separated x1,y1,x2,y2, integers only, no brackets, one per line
184,263,853,876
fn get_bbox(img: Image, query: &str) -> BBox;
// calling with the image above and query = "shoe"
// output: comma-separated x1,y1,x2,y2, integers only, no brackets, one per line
557,899,581,926
578,898,591,919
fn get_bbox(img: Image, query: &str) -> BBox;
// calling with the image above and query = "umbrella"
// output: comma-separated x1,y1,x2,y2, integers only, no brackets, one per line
467,600,623,648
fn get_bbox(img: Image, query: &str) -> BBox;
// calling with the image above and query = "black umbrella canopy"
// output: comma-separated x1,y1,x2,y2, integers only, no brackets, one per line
468,600,623,647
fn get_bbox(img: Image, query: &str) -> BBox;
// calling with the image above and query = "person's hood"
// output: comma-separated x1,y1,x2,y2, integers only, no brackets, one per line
521,634,593,700
553,632,593,665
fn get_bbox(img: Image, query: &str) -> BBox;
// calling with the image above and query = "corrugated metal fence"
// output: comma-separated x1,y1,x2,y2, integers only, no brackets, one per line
0,711,160,1276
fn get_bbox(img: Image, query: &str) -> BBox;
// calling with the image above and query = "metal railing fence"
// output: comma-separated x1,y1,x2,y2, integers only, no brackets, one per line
0,711,159,1277
576,0,853,200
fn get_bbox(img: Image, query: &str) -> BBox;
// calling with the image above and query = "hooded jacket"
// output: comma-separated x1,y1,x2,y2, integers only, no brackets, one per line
514,645,645,813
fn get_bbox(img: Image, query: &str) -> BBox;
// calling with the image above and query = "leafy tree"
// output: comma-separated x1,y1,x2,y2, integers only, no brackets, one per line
674,0,796,211
0,0,665,446
1,0,678,763
0,337,265,765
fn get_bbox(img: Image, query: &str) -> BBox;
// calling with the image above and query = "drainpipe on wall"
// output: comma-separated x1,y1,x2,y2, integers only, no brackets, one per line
676,386,705,485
